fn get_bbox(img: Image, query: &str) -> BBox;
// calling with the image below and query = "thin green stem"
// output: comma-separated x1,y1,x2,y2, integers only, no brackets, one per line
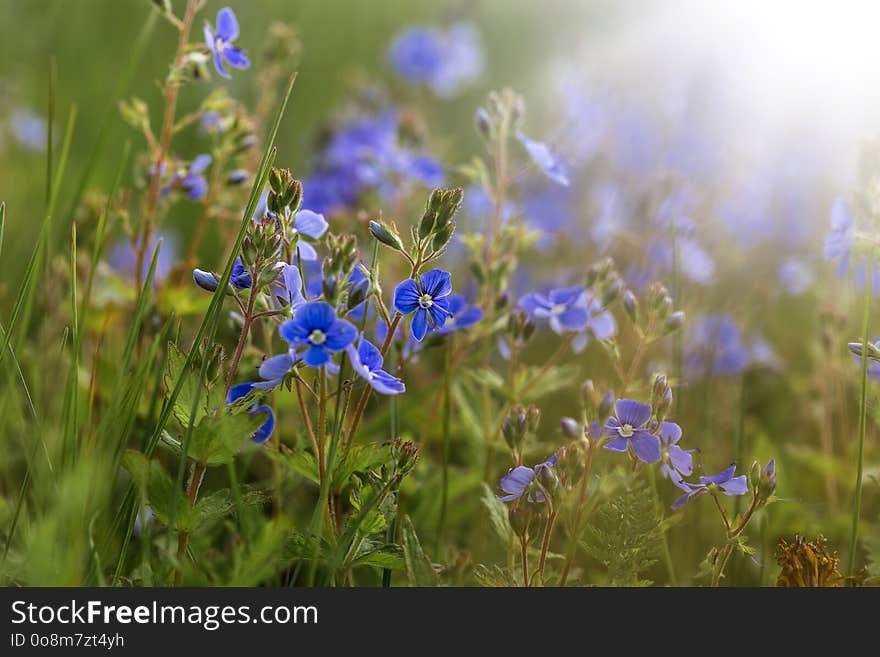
848,258,872,575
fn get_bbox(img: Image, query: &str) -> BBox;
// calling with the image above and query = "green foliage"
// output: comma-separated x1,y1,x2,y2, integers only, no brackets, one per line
402,515,437,586
583,481,664,586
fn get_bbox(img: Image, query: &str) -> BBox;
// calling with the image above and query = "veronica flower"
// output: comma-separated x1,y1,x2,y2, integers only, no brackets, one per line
108,232,177,286
497,454,558,503
685,315,750,378
394,269,453,342
519,287,591,334
10,108,48,151
230,257,252,289
672,464,748,510
572,293,617,352
778,258,814,295
515,131,569,186
273,262,307,311
438,294,483,334
603,399,661,464
389,22,483,97
204,7,249,79
657,421,695,480
290,210,329,261
181,154,211,200
848,339,880,379
823,197,856,277
279,301,357,367
347,338,405,395
226,382,275,443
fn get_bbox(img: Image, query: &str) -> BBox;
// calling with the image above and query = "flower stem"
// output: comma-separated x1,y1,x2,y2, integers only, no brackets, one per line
435,341,452,556
536,510,557,586
848,259,872,575
520,534,529,588
559,440,593,587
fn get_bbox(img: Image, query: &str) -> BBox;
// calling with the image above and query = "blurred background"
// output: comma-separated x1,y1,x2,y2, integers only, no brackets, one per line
2,0,880,585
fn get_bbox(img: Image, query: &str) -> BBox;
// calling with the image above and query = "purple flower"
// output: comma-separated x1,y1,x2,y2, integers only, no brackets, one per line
393,269,453,342
279,301,357,368
226,382,274,443
273,262,307,311
778,258,813,295
672,464,748,510
603,399,661,464
230,257,252,289
438,294,483,334
346,338,405,395
181,154,211,200
685,315,750,378
389,22,483,98
519,287,591,334
10,108,48,151
515,131,569,186
571,293,617,352
657,421,695,480
108,232,177,286
497,453,558,503
823,197,856,276
290,210,329,261
204,7,249,79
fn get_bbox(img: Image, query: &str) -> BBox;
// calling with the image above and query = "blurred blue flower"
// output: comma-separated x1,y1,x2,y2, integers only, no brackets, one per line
516,131,569,186
108,232,177,286
394,269,453,342
685,315,750,378
10,108,47,151
823,197,856,277
204,7,249,79
672,464,747,510
438,294,483,334
347,337,405,395
290,209,328,261
778,258,813,295
226,382,275,443
519,286,591,334
497,453,558,503
389,22,484,98
603,399,661,464
279,301,357,368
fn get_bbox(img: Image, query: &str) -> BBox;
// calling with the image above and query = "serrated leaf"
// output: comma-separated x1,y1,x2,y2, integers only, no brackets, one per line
264,447,320,485
189,406,266,466
474,563,516,587
480,482,513,545
122,450,191,530
352,542,404,570
188,488,236,531
402,515,437,587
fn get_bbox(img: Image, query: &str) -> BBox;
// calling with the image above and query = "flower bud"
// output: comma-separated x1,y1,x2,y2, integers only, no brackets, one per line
508,506,531,538
503,406,528,451
227,169,249,186
269,167,285,194
663,311,686,335
475,107,492,139
560,417,582,440
582,379,599,412
369,220,405,252
598,390,615,420
602,275,624,306
281,178,303,210
193,268,219,292
623,289,638,323
391,438,420,478
757,459,776,500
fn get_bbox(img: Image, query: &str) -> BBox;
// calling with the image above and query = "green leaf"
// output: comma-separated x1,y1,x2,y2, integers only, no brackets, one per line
188,406,266,466
402,515,437,586
352,541,404,570
121,451,191,530
264,447,320,485
189,489,236,531
480,483,513,545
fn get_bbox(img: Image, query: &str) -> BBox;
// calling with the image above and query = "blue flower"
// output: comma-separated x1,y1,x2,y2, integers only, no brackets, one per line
193,268,219,291
181,154,211,200
10,108,48,151
672,464,748,510
515,131,569,186
347,337,405,395
778,258,813,295
389,22,484,98
279,301,357,367
497,453,558,503
823,197,856,276
108,232,177,286
290,210,328,261
346,267,373,321
438,294,483,334
204,7,249,79
685,315,750,378
393,269,453,342
230,257,252,289
519,287,591,334
603,399,661,464
273,262,307,311
254,350,299,390
226,382,274,443
848,339,880,379
657,421,696,481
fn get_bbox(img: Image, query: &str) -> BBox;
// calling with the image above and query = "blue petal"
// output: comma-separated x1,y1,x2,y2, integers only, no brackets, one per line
550,306,589,334
190,154,212,174
630,431,661,464
358,339,384,371
215,7,239,42
419,269,453,299
259,353,294,380
230,257,252,289
302,345,330,367
203,23,215,51
614,399,652,428
393,279,422,314
603,436,630,452
279,318,308,344
295,240,318,261
588,310,617,340
701,464,737,486
193,268,219,291
226,382,254,404
499,466,535,497
324,317,357,351
659,421,682,445
294,210,329,239
295,301,337,332
720,475,748,496
213,49,230,78
250,405,274,443
223,46,249,70
369,369,406,395
516,131,570,186
411,308,429,342
667,444,693,476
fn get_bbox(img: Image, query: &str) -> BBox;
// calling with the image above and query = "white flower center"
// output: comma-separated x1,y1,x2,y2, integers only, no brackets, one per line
551,303,566,315
617,423,634,438
419,293,433,309
309,329,327,345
